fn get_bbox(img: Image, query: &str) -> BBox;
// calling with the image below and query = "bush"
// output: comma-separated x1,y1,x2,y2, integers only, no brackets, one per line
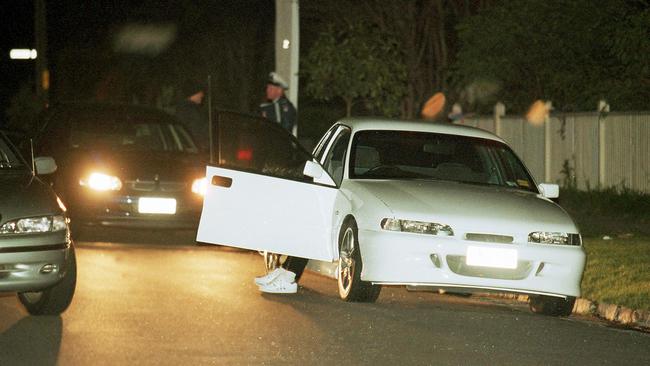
558,187,650,237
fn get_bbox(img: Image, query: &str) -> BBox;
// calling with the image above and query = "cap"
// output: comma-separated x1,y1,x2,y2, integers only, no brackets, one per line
268,72,288,89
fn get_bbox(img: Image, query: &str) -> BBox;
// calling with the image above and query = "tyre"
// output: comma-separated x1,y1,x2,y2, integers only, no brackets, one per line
18,247,77,316
337,219,381,302
529,295,575,317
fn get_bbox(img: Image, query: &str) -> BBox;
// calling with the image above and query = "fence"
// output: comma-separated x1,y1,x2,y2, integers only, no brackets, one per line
462,111,650,193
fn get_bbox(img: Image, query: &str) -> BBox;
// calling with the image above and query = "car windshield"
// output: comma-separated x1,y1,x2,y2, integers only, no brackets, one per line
66,112,198,153
0,133,27,170
349,130,537,193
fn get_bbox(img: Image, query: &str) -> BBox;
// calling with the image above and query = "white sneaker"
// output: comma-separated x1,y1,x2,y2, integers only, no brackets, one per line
258,274,298,294
254,268,296,286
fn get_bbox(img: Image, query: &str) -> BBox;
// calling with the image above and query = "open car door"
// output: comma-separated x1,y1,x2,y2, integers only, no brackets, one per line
197,112,338,262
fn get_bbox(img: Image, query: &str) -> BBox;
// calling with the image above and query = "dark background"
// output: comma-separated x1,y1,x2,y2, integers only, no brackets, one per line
1,0,276,127
2,1,648,142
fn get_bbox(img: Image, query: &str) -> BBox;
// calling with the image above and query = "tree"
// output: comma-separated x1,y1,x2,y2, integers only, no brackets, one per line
452,0,650,112
302,23,407,117
301,0,489,118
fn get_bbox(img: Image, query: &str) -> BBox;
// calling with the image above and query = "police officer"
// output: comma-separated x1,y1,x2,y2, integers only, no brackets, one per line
259,72,296,133
175,79,208,151
254,72,307,293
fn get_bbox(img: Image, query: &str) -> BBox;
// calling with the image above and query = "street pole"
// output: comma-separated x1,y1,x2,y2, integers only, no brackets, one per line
275,0,299,136
34,0,49,106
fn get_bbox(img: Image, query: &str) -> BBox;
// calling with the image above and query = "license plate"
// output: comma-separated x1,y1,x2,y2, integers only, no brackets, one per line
138,197,177,214
466,246,518,269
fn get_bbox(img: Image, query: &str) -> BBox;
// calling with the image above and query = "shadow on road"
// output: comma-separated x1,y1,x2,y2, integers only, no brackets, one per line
73,226,198,246
0,315,62,365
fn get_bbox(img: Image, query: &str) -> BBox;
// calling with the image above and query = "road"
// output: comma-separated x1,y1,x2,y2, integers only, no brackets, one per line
1,229,649,365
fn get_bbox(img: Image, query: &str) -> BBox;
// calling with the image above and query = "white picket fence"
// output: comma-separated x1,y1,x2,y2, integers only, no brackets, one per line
462,111,650,193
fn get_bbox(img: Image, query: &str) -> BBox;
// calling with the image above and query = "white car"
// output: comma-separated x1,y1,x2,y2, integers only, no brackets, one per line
197,115,585,316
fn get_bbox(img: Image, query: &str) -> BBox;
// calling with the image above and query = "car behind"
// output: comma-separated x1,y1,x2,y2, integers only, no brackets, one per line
34,103,207,230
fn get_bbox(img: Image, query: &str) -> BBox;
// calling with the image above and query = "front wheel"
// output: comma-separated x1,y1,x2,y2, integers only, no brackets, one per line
337,220,381,302
18,247,77,315
529,295,575,316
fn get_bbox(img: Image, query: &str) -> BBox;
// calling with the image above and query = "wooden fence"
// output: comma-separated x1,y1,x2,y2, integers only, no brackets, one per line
462,111,650,193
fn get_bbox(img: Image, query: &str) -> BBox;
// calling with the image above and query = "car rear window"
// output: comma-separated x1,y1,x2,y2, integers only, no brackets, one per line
51,109,198,153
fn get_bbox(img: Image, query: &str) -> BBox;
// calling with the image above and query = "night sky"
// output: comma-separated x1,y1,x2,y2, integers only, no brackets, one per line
1,2,36,125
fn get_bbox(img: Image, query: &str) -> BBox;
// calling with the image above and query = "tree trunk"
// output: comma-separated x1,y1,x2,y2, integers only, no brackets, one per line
344,97,352,117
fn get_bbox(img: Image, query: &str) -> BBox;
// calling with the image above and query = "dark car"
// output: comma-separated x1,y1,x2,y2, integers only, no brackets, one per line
1,130,76,315
34,103,207,229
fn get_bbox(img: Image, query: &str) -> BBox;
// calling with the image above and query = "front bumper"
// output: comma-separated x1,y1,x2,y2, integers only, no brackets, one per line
358,229,586,298
69,190,202,229
0,230,73,293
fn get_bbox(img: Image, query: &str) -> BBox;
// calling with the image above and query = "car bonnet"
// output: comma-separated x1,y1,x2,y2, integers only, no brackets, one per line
0,172,61,223
349,179,578,235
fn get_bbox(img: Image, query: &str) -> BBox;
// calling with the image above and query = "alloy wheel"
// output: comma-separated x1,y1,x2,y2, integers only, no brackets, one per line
338,227,356,297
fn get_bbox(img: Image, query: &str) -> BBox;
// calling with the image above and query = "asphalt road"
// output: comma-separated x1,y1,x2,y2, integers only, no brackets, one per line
1,229,649,365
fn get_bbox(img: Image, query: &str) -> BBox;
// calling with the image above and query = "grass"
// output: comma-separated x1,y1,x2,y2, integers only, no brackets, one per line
581,237,650,311
556,187,650,310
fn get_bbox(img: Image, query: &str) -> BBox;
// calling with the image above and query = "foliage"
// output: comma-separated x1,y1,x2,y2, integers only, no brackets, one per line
581,237,650,311
558,186,650,237
453,0,650,113
559,158,577,190
301,0,487,118
302,23,407,117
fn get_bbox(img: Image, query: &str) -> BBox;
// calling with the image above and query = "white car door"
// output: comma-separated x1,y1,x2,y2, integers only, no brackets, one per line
196,112,339,261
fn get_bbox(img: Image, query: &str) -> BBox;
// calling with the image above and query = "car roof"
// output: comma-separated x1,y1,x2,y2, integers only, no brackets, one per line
45,102,179,123
336,117,504,143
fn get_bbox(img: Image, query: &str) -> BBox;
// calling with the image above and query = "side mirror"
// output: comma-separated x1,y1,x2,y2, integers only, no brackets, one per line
538,183,559,199
303,160,323,179
34,156,57,175
303,160,336,187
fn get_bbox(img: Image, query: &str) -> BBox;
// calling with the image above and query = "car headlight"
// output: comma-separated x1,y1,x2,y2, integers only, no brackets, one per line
528,232,581,246
0,215,69,234
79,172,123,191
381,218,454,236
191,177,208,196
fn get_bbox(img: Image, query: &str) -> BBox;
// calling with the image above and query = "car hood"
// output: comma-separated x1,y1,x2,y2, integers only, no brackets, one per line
72,149,206,182
349,179,578,235
0,172,61,222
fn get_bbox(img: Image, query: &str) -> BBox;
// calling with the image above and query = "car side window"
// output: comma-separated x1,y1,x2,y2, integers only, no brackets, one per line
322,128,351,186
213,111,313,182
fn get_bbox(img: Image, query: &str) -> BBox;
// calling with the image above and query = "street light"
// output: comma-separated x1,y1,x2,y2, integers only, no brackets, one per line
9,49,38,60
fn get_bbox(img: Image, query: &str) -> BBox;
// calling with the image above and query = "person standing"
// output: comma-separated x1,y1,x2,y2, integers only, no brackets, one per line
259,72,296,133
254,72,307,293
175,80,208,151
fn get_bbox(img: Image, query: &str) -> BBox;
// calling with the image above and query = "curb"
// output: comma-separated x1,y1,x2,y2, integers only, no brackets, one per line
573,298,650,330
305,261,650,331
489,293,650,331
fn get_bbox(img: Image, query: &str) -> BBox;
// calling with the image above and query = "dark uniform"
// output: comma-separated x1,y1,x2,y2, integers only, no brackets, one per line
175,80,207,151
176,99,208,150
259,96,296,133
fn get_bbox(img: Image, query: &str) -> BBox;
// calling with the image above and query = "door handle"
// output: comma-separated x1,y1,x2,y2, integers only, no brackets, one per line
211,175,233,188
